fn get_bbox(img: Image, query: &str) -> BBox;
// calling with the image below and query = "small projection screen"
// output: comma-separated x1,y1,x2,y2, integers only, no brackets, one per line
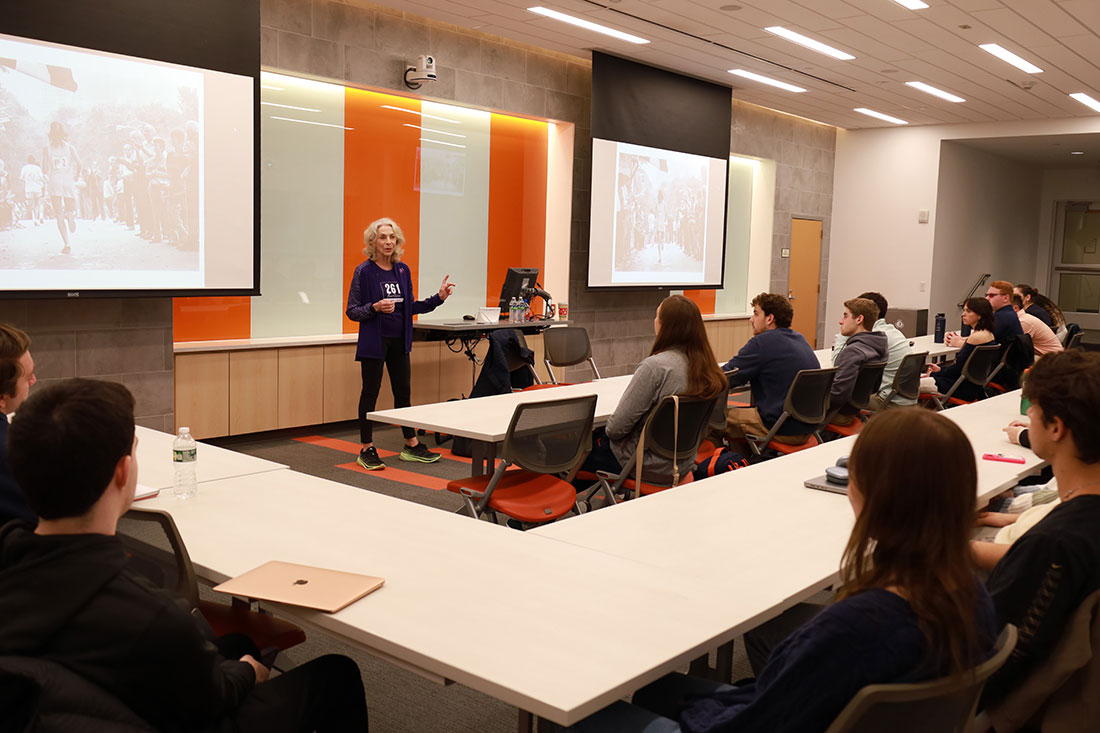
0,0,258,298
588,53,732,290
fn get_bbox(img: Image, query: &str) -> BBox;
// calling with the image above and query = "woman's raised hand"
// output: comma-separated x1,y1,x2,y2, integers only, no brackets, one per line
439,275,455,300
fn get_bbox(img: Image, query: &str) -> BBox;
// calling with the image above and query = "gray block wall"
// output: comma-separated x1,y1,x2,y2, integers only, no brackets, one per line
0,298,175,431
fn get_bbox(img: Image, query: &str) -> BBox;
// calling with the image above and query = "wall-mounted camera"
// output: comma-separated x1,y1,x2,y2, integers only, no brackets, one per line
404,55,437,90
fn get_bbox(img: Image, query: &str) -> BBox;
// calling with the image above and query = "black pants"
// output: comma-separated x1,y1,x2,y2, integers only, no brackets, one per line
359,337,415,444
228,654,369,733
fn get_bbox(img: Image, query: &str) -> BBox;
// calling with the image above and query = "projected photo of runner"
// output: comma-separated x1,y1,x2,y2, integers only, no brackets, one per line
0,34,202,275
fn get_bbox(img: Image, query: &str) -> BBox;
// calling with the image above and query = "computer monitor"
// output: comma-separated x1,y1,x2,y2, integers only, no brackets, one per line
498,267,540,312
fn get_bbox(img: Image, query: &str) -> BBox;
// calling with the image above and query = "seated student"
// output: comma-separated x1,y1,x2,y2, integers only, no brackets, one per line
921,298,996,402
981,350,1100,709
987,280,1025,345
0,323,37,526
556,409,998,733
832,291,913,409
722,293,820,446
827,298,887,425
0,379,369,732
1014,283,1056,329
1011,294,1062,356
580,295,727,481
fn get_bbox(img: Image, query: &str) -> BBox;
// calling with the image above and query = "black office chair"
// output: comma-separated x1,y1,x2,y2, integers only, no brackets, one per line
822,361,887,439
745,368,838,456
541,326,601,384
1066,331,1084,350
877,351,928,407
922,343,1001,410
824,624,1017,733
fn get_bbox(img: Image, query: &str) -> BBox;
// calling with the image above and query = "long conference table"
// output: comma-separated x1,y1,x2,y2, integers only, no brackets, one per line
138,383,1040,728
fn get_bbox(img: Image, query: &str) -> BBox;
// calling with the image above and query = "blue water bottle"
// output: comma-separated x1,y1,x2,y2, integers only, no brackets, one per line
934,313,946,343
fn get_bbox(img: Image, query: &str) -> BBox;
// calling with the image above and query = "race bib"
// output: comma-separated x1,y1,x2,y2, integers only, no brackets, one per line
382,281,403,302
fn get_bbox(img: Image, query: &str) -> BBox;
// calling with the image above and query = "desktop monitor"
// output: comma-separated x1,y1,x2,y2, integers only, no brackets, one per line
498,267,539,312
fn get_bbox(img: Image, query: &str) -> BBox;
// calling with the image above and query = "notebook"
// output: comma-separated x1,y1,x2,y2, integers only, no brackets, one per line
213,561,385,613
134,483,160,501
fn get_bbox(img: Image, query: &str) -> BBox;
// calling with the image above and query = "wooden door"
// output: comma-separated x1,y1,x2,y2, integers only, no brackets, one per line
789,218,822,347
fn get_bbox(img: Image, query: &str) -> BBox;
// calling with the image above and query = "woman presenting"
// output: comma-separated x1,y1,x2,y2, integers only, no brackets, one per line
346,217,454,470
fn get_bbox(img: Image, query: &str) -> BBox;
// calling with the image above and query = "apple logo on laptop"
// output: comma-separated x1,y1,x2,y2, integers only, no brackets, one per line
293,579,309,585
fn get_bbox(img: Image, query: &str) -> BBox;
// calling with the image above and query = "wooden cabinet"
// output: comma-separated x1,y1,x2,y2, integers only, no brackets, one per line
229,350,279,435
174,352,229,439
279,347,325,429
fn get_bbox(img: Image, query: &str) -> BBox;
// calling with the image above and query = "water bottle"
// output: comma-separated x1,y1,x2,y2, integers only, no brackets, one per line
509,297,518,323
172,427,197,499
522,298,531,322
934,313,946,343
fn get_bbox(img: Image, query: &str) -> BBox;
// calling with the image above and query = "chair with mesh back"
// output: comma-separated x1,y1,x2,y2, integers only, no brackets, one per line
921,343,1001,410
446,394,598,525
988,333,1034,393
118,509,306,668
877,351,927,408
697,370,740,462
583,393,723,504
541,326,601,384
1067,331,1084,350
824,624,1017,733
822,361,887,438
745,368,838,457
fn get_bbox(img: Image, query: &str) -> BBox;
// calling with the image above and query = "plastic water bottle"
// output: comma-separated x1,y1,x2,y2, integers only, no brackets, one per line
508,297,518,323
934,313,946,343
172,427,197,499
522,298,531,322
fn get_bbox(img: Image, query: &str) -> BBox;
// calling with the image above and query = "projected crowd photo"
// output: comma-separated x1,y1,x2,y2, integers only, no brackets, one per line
0,35,202,274
613,149,708,276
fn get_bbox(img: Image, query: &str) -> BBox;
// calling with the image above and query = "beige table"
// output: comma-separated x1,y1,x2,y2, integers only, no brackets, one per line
815,333,960,368
134,426,286,492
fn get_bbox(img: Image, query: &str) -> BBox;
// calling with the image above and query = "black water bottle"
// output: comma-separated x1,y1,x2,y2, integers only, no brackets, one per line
934,313,946,343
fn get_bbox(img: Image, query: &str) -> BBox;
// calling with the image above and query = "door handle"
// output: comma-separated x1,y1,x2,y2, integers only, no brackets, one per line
788,290,796,300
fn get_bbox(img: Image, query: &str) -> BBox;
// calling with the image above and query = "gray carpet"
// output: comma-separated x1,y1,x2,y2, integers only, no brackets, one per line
204,422,780,731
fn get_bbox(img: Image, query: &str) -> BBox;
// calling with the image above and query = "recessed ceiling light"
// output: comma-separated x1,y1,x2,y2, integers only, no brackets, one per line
527,6,650,44
854,107,908,125
1071,151,1085,155
728,69,807,93
764,26,855,60
1070,92,1100,114
906,81,966,103
979,44,1043,74
893,0,929,9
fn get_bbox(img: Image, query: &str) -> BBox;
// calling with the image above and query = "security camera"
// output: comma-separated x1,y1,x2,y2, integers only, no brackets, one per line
404,55,437,90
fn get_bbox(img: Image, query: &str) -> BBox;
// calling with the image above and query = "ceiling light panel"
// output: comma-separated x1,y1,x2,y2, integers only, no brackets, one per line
979,44,1043,74
854,107,909,124
728,69,807,93
1070,93,1100,114
906,81,966,103
892,0,929,9
527,7,650,44
764,26,855,60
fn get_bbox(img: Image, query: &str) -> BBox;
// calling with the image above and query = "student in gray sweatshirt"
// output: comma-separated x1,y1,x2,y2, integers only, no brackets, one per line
580,295,728,482
830,298,888,425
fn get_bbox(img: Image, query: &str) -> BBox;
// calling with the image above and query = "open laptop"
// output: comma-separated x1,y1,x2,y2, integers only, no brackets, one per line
213,561,385,613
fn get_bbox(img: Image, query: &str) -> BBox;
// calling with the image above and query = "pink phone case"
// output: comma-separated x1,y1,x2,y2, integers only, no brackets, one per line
982,453,1026,464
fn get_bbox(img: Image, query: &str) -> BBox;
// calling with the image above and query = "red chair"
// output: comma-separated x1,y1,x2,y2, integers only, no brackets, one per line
446,394,599,526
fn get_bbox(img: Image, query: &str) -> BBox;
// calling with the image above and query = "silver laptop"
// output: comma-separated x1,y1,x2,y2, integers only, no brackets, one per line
213,561,384,613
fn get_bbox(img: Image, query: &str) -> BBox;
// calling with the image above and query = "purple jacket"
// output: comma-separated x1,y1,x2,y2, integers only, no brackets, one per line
346,259,442,360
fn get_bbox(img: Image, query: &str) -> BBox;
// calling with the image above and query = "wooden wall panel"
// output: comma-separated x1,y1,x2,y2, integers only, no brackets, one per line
174,352,229,439
323,344,362,423
229,350,279,435
278,347,325,429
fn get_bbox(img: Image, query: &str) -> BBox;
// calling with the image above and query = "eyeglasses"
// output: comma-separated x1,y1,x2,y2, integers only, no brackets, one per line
984,292,998,298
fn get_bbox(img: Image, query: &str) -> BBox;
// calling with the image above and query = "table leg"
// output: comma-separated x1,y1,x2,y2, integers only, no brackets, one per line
517,709,533,733
470,441,500,477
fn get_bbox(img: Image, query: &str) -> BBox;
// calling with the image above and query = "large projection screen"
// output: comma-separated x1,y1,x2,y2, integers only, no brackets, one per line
589,138,726,288
0,32,254,295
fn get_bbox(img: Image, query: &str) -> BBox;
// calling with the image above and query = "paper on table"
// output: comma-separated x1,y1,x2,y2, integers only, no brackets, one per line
134,483,160,501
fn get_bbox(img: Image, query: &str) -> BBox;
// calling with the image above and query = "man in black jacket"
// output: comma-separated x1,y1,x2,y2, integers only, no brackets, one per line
0,322,37,526
0,379,369,732
828,298,887,425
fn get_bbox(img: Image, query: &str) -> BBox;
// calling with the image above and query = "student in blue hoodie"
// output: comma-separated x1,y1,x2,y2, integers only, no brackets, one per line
722,293,819,446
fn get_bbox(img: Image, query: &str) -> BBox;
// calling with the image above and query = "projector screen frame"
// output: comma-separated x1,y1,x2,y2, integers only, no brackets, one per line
0,0,261,300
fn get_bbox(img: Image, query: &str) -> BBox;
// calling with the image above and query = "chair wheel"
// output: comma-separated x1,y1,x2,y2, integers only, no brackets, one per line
577,500,591,514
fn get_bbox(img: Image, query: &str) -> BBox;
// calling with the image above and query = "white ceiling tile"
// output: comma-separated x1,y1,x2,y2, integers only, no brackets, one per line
948,0,1006,12
970,8,1057,47
733,0,845,32
839,15,938,56
1056,0,1100,30
999,0,1085,39
1029,43,1100,90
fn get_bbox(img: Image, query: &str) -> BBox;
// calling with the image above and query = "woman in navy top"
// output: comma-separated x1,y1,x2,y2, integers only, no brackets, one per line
1014,284,1061,330
346,217,454,470
559,408,998,733
922,298,996,402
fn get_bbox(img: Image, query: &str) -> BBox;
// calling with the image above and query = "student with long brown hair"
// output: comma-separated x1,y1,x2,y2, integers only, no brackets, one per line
559,409,998,732
579,294,727,480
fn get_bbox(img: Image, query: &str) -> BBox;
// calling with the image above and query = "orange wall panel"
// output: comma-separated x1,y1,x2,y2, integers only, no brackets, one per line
684,289,716,315
342,90,423,333
173,297,251,342
487,115,548,309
